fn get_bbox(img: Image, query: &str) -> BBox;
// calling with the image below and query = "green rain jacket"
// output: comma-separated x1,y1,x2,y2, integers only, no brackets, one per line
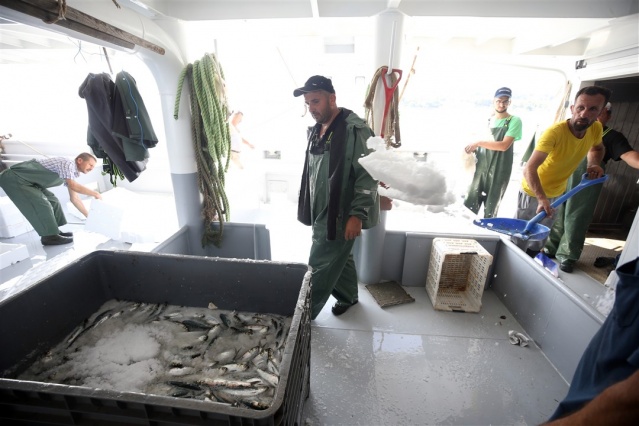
297,108,380,240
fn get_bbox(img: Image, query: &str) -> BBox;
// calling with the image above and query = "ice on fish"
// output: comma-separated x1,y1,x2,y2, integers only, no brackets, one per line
17,299,292,410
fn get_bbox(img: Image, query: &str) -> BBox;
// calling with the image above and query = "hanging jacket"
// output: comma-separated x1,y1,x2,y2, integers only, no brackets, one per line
78,73,152,183
112,71,159,161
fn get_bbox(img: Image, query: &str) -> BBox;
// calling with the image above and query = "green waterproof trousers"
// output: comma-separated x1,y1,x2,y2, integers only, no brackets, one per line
544,159,602,264
307,146,359,319
0,160,66,236
464,122,513,218
308,238,358,319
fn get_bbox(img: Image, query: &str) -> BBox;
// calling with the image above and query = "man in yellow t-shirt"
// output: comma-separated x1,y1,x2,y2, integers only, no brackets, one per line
513,86,610,258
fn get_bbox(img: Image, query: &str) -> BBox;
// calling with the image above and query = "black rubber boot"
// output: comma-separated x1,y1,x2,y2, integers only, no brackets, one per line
41,234,73,246
332,300,358,316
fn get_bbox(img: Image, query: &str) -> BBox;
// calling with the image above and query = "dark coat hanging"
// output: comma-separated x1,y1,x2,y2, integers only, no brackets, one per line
78,72,158,183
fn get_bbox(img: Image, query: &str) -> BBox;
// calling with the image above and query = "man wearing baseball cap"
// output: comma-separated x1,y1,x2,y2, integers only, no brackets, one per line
464,87,523,218
294,75,380,319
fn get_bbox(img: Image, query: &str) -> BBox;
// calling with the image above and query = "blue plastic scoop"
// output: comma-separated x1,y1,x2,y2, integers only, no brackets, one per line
473,173,608,241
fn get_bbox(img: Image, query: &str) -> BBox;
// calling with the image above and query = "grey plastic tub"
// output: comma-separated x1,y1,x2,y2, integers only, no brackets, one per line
0,250,311,425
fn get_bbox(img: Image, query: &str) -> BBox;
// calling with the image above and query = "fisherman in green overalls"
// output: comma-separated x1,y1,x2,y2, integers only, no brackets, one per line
0,153,102,245
543,102,639,272
464,87,523,218
294,75,380,319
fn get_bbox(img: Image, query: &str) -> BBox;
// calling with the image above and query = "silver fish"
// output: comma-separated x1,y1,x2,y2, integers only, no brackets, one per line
181,318,213,331
242,399,271,410
206,324,223,341
199,378,253,389
169,366,196,376
65,320,89,347
211,348,237,364
199,366,228,378
216,385,269,398
167,380,202,391
238,346,261,362
246,324,270,334
221,362,250,373
266,358,279,375
256,368,279,387
219,313,233,328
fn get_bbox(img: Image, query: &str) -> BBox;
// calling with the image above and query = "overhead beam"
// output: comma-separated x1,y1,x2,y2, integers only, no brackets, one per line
2,0,165,54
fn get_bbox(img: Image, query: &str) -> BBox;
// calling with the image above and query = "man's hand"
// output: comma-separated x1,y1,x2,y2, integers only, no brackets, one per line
344,216,363,240
537,197,554,218
66,180,101,217
464,142,478,154
380,196,393,211
586,164,604,179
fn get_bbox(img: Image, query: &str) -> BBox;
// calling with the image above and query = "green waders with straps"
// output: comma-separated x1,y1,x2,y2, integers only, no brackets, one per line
544,129,611,265
0,159,67,236
307,148,358,320
464,117,514,218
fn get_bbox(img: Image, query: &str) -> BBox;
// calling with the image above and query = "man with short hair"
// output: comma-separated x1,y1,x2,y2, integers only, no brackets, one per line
513,85,610,256
295,75,380,319
544,102,639,272
464,87,523,218
0,153,102,245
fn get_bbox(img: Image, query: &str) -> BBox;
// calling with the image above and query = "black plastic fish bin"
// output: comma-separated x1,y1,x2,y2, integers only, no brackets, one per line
0,250,311,425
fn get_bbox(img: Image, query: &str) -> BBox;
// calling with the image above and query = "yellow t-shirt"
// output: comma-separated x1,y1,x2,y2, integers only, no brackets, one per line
522,120,603,198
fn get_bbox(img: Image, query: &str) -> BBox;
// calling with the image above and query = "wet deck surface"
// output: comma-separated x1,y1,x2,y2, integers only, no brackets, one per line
305,284,568,425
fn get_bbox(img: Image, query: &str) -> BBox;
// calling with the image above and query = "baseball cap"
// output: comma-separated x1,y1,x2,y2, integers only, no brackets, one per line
494,87,512,98
293,75,335,97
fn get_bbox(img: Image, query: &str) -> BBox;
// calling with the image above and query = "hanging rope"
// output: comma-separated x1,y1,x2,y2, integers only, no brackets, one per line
101,158,124,187
364,66,402,148
174,53,231,248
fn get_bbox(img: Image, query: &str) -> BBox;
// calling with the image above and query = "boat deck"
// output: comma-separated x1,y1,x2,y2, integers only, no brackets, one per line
0,196,588,425
306,283,568,425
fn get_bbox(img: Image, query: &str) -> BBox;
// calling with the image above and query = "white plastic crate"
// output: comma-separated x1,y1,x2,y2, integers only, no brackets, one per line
426,238,493,313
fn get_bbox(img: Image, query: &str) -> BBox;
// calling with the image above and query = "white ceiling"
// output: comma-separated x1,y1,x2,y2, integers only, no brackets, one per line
0,0,637,64
128,0,637,20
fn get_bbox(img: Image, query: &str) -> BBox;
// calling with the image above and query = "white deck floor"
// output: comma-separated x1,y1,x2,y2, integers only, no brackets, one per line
307,285,568,425
0,194,577,425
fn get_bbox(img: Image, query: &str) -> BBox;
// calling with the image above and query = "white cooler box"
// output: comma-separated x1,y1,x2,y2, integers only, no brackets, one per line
0,242,29,269
0,196,34,238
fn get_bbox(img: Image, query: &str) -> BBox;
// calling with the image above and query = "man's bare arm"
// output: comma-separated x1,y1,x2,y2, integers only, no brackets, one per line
620,150,639,169
464,136,515,153
544,369,639,426
66,179,102,218
586,143,605,178
522,150,552,215
66,179,101,198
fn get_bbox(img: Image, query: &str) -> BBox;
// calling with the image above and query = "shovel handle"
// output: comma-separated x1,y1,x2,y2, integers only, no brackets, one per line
523,173,608,233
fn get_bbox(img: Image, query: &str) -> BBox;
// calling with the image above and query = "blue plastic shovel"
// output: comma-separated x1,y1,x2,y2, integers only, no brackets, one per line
473,173,608,241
